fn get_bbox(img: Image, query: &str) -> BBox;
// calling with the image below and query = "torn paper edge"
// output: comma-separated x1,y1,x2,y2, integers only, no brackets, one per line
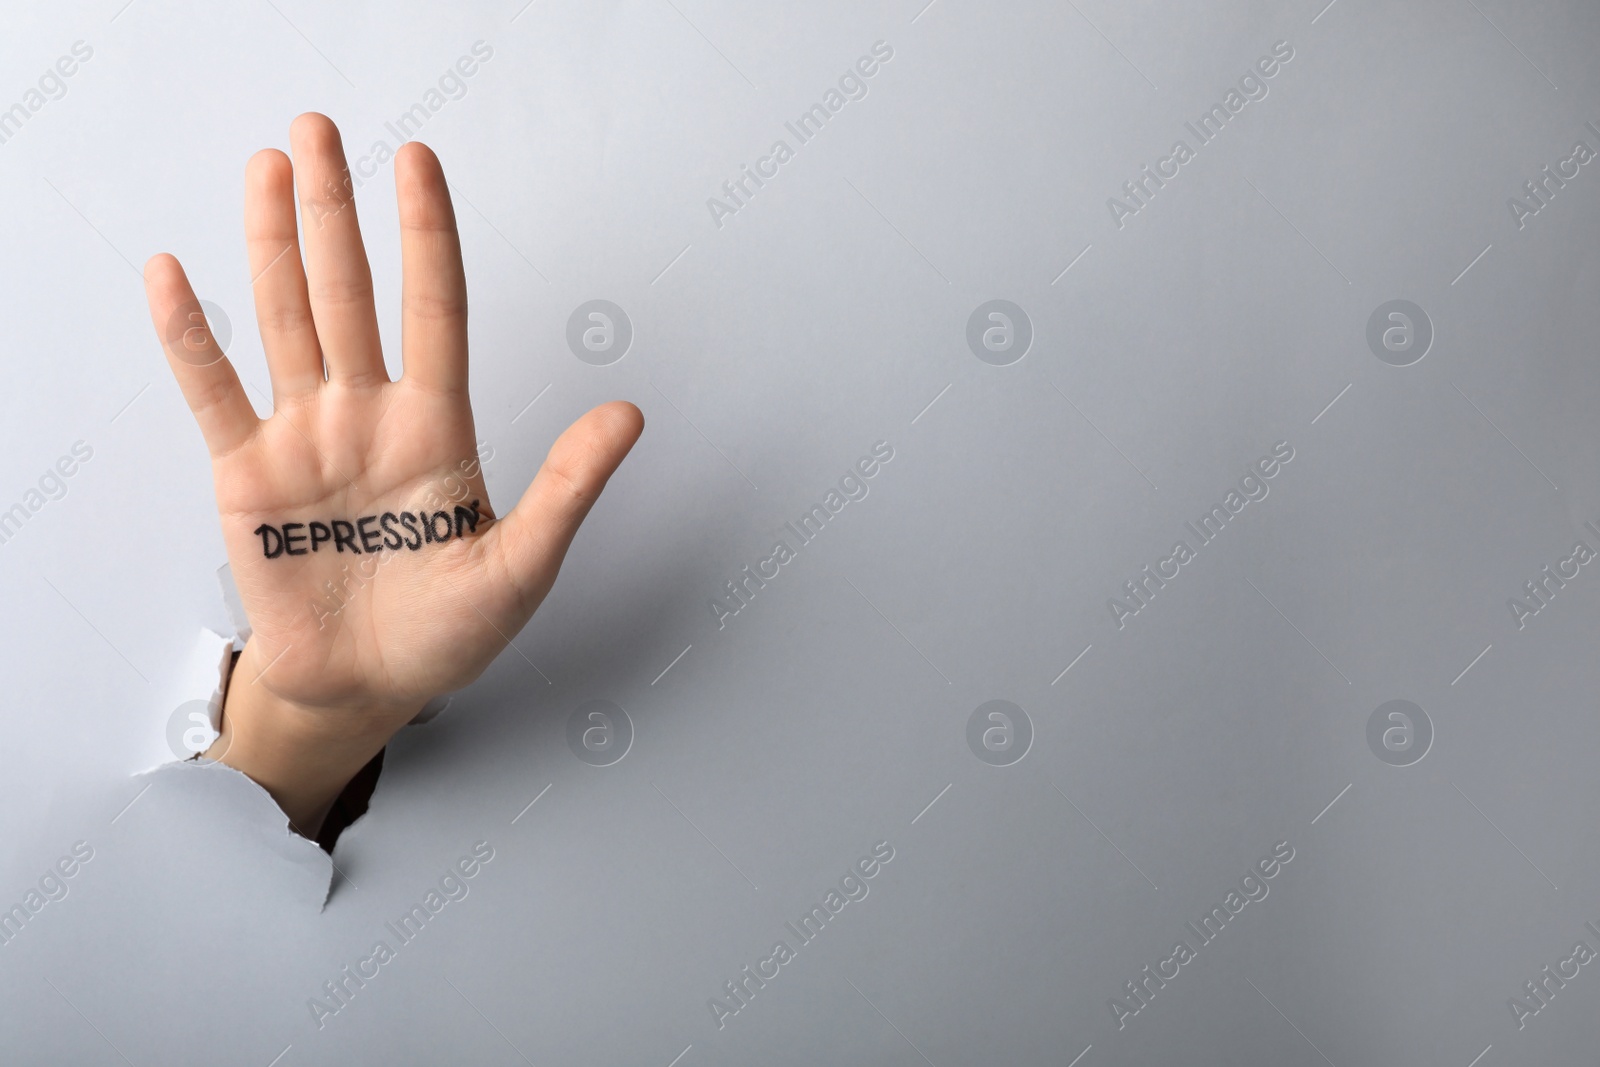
132,759,336,908
137,626,234,777
119,567,458,903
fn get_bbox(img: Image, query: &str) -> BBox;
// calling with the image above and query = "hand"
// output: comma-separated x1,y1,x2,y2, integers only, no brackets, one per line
141,113,644,838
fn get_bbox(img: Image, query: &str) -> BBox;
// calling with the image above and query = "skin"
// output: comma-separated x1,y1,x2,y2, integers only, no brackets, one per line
141,113,644,839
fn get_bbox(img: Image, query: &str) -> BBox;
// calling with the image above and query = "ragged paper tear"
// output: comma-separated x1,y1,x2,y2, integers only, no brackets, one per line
138,625,235,775
132,759,335,908
121,570,450,901
215,561,252,647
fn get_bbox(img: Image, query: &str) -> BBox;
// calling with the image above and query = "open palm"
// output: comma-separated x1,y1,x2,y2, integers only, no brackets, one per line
143,113,643,739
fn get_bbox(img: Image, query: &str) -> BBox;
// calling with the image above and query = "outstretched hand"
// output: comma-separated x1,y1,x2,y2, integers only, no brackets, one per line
142,112,643,836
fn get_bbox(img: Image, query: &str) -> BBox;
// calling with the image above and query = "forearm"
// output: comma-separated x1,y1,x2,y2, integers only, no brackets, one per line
209,642,418,838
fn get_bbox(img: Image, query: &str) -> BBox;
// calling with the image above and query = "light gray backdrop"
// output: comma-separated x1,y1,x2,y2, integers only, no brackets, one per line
2,0,1598,1064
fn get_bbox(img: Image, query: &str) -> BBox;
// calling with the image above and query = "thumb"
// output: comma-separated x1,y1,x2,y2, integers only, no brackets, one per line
489,400,644,611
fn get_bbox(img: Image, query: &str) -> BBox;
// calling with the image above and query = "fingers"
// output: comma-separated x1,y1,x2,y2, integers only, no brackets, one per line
491,402,645,608
395,141,468,396
143,253,260,459
288,112,386,385
244,148,324,401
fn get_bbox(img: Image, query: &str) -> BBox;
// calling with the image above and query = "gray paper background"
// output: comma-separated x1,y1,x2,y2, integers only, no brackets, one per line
3,1,1599,1064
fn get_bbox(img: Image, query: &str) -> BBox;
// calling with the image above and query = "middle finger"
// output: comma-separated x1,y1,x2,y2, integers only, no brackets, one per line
289,112,387,385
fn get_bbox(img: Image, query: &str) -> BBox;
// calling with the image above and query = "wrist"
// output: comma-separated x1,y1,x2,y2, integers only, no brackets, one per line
208,641,420,838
